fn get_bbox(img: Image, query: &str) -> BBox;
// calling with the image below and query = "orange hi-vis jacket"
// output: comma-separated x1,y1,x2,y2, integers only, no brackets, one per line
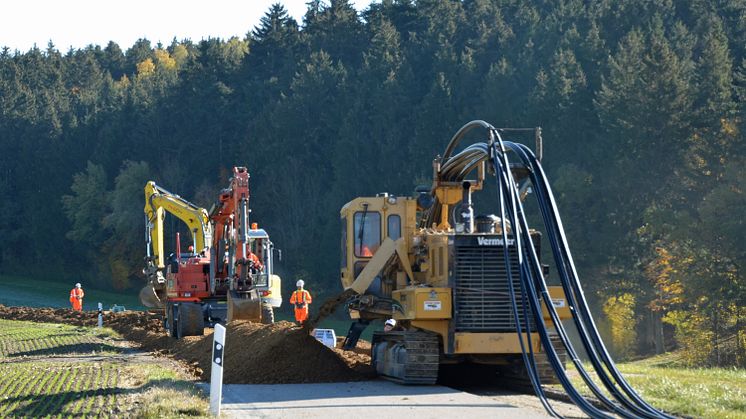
248,252,263,270
290,289,312,322
69,288,84,311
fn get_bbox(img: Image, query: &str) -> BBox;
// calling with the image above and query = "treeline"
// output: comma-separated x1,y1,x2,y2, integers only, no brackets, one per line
1,0,744,367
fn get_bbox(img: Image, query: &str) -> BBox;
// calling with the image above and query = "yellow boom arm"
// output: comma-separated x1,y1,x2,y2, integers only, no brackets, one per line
347,237,414,294
144,181,212,269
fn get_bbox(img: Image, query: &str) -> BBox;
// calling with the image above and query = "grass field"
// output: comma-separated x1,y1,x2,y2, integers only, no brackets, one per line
556,354,746,419
0,319,121,357
0,319,208,417
0,275,144,311
0,362,120,417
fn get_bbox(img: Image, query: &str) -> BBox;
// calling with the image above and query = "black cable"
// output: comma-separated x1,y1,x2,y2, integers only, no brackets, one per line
491,140,619,419
493,142,561,417
435,121,675,418
500,142,655,418
507,142,675,418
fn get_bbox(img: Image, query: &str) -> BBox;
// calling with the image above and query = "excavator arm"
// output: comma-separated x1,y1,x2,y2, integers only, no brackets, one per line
141,181,213,307
347,237,413,294
144,181,212,268
304,237,412,331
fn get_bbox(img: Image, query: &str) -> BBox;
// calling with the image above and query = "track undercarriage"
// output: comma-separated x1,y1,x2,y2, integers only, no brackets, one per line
371,330,440,385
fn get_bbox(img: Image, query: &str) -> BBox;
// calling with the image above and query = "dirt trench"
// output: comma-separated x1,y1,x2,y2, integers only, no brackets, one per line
0,305,374,384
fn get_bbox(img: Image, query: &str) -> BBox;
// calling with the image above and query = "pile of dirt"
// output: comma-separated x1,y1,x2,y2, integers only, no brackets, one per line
173,320,373,383
0,305,373,384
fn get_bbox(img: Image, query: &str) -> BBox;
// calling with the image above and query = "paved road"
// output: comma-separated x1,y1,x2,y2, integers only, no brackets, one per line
214,380,555,418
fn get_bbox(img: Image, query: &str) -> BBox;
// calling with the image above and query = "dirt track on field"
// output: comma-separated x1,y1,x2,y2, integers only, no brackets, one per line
0,305,374,384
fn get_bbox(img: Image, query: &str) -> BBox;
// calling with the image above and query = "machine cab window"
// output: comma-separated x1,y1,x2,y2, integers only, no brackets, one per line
250,238,264,263
354,211,381,257
387,215,401,240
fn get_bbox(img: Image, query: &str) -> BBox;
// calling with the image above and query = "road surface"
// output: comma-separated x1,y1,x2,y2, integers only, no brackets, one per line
214,380,583,418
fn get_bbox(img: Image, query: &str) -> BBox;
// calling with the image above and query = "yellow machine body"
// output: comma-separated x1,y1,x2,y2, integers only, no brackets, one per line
340,194,571,359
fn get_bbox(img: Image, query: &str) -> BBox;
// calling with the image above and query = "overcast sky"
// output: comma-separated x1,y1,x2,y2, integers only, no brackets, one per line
1,0,373,52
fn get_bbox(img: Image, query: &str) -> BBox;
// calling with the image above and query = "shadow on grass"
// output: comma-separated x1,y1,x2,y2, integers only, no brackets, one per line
15,331,95,341
1,378,201,417
8,342,124,357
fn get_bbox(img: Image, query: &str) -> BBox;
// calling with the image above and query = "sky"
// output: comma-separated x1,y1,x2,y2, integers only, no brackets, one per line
0,0,373,52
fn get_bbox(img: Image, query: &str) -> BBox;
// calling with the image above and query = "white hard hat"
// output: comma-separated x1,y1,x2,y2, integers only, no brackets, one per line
385,319,396,327
296,279,305,287
75,283,81,288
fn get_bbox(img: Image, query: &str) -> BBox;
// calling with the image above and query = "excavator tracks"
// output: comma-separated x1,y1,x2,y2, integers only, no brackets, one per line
371,330,440,385
497,331,567,386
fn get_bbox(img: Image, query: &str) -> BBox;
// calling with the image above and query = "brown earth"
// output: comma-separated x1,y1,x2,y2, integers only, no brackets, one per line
0,305,374,384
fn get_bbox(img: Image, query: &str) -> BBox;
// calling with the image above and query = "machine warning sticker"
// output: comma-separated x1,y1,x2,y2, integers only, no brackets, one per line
424,300,442,311
552,298,566,308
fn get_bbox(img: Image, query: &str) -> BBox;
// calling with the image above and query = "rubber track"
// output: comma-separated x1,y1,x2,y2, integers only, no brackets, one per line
372,330,440,385
499,332,567,386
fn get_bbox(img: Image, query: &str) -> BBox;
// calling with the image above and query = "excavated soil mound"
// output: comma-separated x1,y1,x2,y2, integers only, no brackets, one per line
0,305,162,332
173,320,372,383
0,305,373,383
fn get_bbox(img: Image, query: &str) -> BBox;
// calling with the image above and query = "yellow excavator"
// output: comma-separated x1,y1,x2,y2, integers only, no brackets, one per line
141,167,282,338
141,181,212,308
309,122,672,419
306,124,571,385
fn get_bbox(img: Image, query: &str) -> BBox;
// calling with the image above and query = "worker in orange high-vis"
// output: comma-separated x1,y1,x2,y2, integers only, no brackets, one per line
289,280,312,324
248,250,263,271
69,283,84,311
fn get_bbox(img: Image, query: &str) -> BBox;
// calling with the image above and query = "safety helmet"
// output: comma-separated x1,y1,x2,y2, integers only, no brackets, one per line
75,283,81,288
296,279,305,288
385,319,396,327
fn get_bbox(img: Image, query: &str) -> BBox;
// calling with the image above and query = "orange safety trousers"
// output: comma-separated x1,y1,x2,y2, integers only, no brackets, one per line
290,290,312,323
69,288,84,311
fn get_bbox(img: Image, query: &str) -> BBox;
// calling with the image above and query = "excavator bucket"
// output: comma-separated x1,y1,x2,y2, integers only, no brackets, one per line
227,290,262,322
139,283,166,309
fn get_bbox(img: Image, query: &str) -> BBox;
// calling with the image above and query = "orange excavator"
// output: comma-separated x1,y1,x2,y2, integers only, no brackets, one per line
141,167,282,338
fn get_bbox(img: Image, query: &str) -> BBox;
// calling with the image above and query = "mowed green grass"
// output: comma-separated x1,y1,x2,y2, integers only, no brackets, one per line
558,354,746,419
0,319,208,417
0,362,120,417
0,319,121,357
0,275,144,311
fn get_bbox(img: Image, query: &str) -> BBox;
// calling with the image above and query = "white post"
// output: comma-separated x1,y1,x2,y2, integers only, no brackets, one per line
97,303,103,328
210,323,226,416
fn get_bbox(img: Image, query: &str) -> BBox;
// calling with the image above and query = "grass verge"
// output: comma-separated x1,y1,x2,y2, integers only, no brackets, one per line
555,353,746,419
0,319,209,418
0,318,122,357
125,365,210,418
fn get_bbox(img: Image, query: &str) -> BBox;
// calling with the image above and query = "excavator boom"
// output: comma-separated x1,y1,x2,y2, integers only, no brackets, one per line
144,181,212,268
141,181,212,308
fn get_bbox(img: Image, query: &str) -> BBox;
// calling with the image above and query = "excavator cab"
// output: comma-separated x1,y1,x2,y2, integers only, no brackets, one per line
226,226,282,323
337,193,417,350
340,193,416,299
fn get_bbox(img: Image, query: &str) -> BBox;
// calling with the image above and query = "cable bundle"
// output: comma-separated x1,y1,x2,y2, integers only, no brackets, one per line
436,120,676,419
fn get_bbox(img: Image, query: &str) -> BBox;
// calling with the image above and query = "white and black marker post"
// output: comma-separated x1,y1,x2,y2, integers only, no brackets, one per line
97,303,103,328
210,323,226,416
